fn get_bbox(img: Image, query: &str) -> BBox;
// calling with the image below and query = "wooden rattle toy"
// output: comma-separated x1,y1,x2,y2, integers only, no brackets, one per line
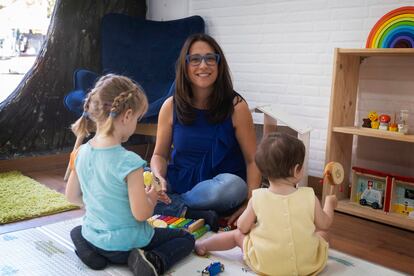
323,162,344,195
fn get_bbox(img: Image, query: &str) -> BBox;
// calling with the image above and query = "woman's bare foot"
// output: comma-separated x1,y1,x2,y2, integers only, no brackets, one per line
195,241,207,256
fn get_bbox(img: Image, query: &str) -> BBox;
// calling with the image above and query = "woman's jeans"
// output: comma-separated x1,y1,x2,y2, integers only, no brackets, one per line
155,173,248,217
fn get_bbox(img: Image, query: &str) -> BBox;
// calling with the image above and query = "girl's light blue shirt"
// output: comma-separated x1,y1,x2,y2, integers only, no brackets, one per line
75,142,154,251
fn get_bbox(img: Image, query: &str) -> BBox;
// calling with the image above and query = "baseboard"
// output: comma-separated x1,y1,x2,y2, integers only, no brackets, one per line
0,153,70,174
0,144,155,174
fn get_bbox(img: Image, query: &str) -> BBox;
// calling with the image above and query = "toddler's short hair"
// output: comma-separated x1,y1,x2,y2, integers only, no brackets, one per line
255,132,305,180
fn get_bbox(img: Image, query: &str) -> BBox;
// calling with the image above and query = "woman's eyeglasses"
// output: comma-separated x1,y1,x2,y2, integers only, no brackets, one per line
186,53,220,66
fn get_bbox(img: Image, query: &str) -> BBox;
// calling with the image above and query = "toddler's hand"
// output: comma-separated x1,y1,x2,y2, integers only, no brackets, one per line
325,195,338,209
146,185,159,205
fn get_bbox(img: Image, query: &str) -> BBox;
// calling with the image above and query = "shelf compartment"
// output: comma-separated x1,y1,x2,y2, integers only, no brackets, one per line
333,126,414,143
336,200,414,231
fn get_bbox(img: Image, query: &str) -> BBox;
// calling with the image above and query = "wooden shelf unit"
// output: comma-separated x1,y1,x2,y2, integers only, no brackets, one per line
336,200,414,231
332,126,414,143
323,48,414,231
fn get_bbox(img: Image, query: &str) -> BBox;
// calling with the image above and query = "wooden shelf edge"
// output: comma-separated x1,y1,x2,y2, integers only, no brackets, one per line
332,126,414,143
337,48,414,56
336,200,414,231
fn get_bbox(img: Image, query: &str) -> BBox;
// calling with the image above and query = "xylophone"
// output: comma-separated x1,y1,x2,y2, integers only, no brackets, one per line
147,215,210,239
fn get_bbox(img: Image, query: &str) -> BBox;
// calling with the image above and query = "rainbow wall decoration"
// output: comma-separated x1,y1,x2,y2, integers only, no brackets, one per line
366,6,414,48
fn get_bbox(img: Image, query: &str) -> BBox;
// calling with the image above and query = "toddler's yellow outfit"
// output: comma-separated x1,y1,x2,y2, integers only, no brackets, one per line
243,187,328,275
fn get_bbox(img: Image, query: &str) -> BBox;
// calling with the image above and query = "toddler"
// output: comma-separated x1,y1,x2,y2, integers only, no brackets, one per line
195,132,337,275
65,74,194,276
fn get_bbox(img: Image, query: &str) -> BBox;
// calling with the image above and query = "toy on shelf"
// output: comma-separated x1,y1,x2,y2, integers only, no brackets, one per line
362,118,371,128
351,167,414,218
379,114,391,131
389,112,398,132
147,215,210,239
323,162,344,195
389,122,398,132
202,262,224,276
351,168,386,210
391,177,414,217
368,111,379,129
143,170,162,192
362,110,410,134
359,180,384,209
398,109,409,134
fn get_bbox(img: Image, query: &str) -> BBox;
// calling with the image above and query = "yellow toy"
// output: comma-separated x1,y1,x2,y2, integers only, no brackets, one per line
143,171,162,192
368,111,379,129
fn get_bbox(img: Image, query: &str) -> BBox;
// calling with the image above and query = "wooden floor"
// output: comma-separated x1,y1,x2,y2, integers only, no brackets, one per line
1,167,414,275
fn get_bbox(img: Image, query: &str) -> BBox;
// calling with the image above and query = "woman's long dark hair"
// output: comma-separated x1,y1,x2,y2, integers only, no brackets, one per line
175,33,238,124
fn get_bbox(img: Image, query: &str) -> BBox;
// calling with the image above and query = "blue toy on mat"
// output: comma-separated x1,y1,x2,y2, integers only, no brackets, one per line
202,262,224,276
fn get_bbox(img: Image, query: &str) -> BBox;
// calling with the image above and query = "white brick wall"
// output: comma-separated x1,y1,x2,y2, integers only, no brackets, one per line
148,0,414,177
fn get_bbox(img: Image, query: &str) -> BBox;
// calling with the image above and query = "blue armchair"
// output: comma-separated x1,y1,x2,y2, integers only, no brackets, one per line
64,13,205,129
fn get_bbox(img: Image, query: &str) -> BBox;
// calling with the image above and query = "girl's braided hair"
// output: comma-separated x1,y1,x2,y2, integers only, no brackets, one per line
71,74,148,137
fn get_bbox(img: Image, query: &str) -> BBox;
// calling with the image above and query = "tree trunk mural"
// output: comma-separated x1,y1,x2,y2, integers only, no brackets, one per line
0,0,146,158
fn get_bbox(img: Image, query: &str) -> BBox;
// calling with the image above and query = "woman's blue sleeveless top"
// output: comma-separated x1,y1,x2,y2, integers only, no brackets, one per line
167,108,246,194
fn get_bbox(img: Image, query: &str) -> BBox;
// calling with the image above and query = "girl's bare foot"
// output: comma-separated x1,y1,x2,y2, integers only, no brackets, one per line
195,241,207,256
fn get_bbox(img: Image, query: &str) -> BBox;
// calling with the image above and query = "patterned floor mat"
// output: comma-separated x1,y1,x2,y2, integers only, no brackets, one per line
0,218,403,276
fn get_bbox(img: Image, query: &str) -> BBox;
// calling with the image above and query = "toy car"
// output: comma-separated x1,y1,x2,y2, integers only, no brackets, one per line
202,262,224,276
360,188,383,209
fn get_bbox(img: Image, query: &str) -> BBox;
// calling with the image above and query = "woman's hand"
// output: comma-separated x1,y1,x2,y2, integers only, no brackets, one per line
156,175,171,204
151,98,174,205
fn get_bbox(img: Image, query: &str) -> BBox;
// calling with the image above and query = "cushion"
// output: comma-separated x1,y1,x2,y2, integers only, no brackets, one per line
101,14,204,104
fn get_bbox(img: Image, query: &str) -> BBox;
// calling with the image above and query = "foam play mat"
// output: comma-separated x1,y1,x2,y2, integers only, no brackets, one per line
0,218,403,276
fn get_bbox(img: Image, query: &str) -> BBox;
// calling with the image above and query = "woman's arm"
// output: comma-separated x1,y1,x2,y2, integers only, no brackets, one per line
128,167,159,221
228,100,262,225
65,170,84,207
237,198,256,234
150,97,173,203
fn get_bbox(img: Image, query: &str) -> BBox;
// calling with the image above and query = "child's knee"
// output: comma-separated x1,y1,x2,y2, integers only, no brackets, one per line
70,225,82,239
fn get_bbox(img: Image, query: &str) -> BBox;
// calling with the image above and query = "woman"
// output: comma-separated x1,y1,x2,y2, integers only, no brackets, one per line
151,34,261,231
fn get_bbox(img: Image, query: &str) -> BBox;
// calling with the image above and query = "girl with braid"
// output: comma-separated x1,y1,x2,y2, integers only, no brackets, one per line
65,74,194,276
